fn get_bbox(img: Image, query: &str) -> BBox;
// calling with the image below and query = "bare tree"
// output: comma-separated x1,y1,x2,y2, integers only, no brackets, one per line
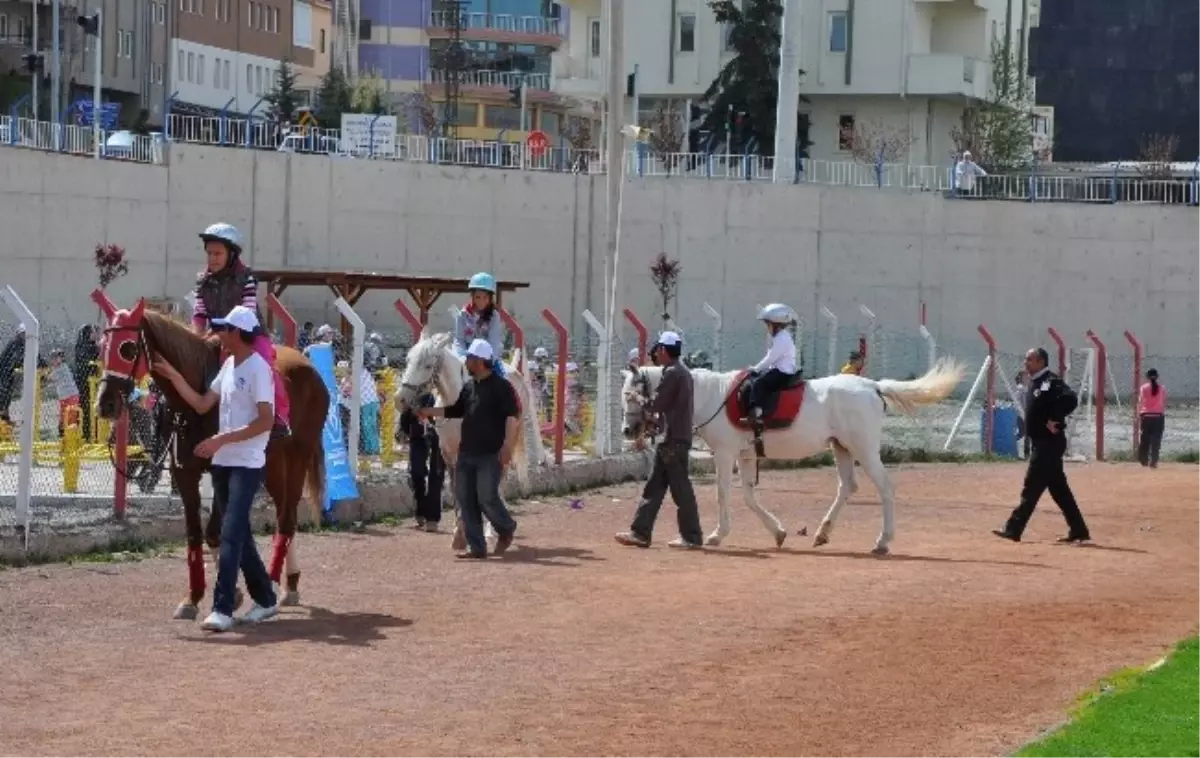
649,253,682,329
949,36,1034,172
839,119,917,166
396,91,437,135
1135,133,1179,180
644,102,684,156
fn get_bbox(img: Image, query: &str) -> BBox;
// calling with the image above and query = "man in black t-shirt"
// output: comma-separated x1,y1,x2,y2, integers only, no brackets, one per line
418,338,520,559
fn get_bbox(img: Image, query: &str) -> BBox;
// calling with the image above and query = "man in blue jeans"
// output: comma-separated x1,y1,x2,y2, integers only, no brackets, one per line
417,338,518,559
153,304,279,632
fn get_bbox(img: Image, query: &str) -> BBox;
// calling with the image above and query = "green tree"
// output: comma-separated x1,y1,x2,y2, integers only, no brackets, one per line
950,36,1034,172
264,60,299,123
351,70,391,115
314,66,353,128
700,0,811,157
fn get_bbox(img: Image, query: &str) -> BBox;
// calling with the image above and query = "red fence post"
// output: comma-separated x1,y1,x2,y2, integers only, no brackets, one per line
622,307,648,363
91,289,128,518
90,288,116,319
393,298,422,343
1046,327,1067,377
978,324,996,455
265,294,297,348
498,308,524,374
1086,330,1107,461
1124,329,1142,453
541,308,568,465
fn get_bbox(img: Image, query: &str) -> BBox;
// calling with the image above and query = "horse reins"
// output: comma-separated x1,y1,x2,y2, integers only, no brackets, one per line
100,323,181,484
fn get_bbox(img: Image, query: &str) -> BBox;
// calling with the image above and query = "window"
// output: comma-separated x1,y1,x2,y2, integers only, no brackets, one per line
722,0,739,51
151,62,164,83
0,16,7,39
216,0,229,21
246,63,253,90
270,7,279,33
484,105,522,129
197,0,204,14
837,114,855,150
213,57,221,86
540,110,561,135
197,54,205,84
319,28,326,53
178,49,185,78
255,66,263,93
828,11,847,52
249,1,259,28
677,14,695,52
293,0,313,46
223,59,230,88
153,2,165,25
186,51,194,82
589,18,600,57
179,0,185,11
117,30,133,58
15,17,25,40
437,102,478,127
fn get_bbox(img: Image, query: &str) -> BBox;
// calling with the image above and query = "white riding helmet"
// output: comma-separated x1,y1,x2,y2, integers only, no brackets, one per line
199,222,243,250
757,303,794,325
533,346,549,359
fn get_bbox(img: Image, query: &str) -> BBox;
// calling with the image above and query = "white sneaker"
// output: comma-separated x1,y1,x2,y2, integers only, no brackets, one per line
201,611,234,632
238,603,279,624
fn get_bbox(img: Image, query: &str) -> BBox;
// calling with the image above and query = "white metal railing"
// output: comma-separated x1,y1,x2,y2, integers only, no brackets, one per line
4,112,1197,205
427,68,550,90
428,10,562,36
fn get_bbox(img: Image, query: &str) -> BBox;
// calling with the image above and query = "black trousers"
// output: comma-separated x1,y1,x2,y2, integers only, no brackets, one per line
1004,436,1090,538
748,369,791,413
409,433,445,523
1138,414,1165,467
630,440,703,545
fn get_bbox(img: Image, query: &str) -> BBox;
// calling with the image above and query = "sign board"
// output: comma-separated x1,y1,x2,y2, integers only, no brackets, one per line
76,101,120,129
526,129,549,158
340,113,398,157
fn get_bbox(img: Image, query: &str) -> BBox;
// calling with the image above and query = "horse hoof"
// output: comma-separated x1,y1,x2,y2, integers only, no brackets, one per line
774,531,787,548
173,603,198,621
704,535,723,547
281,591,301,607
813,534,829,548
871,545,890,556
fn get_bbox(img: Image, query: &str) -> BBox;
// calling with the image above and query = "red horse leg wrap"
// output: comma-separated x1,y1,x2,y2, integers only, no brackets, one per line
187,545,206,598
268,533,291,583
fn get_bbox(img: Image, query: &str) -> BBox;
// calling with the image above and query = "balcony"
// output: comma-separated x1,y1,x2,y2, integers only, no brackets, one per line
551,58,602,99
428,11,564,47
906,54,989,100
426,68,554,101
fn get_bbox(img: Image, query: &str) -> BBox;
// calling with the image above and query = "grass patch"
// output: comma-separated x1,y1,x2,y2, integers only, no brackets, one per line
1016,636,1199,757
1105,449,1199,464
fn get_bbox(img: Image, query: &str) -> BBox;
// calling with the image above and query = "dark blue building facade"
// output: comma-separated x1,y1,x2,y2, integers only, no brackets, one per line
1029,0,1198,162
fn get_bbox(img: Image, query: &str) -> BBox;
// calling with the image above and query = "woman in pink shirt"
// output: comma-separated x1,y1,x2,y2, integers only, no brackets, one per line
1137,368,1166,467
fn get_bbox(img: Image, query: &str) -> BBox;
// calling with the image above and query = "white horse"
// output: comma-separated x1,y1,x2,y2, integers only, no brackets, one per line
621,360,965,554
394,331,549,542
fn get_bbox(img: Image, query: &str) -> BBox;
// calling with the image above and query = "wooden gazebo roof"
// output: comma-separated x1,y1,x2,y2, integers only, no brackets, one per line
254,270,530,325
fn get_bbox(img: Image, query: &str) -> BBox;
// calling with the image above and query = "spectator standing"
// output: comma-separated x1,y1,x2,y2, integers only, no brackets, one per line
954,150,988,195
48,349,80,437
401,393,445,532
416,339,519,559
73,325,101,440
1137,368,1167,468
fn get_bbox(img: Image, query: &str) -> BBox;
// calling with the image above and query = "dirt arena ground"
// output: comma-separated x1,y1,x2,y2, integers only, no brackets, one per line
0,462,1196,757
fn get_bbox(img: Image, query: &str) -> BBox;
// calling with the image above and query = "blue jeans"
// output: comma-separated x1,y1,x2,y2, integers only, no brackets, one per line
211,465,277,616
455,452,516,555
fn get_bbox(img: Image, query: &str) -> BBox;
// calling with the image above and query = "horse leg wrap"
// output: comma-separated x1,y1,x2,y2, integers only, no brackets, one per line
268,533,291,583
187,545,206,602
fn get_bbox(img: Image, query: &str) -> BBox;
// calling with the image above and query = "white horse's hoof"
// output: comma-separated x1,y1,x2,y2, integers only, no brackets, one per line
774,530,787,548
871,545,890,556
173,603,199,621
704,535,723,547
813,534,829,548
281,591,301,607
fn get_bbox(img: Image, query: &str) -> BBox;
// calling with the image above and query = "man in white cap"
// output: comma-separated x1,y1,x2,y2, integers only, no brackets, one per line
417,337,519,559
615,331,704,549
153,305,279,632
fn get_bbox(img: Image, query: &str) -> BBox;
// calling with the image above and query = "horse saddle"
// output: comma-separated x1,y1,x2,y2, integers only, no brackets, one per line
726,370,807,431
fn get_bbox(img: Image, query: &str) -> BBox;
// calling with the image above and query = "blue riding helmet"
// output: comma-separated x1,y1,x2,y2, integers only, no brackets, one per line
468,272,497,293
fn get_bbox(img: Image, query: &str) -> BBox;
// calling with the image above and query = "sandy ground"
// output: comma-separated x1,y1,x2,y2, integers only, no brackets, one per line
0,462,1196,757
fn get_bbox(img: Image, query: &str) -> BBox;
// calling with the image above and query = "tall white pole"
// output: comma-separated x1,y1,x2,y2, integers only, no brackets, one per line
602,0,624,456
52,0,61,125
32,0,40,122
93,8,102,159
772,0,802,183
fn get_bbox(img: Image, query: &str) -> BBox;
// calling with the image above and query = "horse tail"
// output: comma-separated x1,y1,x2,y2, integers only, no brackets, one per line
872,358,967,416
304,438,326,525
503,363,541,491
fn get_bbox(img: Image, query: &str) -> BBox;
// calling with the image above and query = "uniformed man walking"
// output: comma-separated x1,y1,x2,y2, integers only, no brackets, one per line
993,348,1092,543
615,331,705,550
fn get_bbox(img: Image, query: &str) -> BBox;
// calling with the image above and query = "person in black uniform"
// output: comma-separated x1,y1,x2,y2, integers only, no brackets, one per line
993,347,1091,543
400,392,445,532
615,331,705,550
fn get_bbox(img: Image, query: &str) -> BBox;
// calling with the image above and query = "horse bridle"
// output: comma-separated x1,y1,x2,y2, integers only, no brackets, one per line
100,322,181,481
398,346,467,424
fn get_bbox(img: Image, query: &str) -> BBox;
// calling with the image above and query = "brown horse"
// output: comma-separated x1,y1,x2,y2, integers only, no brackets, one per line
94,299,329,620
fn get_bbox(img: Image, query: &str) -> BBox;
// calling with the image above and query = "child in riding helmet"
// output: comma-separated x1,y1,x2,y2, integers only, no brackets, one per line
192,222,290,437
453,272,507,378
746,303,798,422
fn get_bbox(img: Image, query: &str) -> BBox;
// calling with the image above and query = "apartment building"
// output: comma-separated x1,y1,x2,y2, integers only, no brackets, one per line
169,0,318,114
0,0,168,125
557,0,1037,164
292,0,331,103
356,0,574,141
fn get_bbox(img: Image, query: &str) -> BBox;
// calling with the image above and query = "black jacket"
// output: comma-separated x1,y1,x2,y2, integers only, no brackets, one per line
1024,370,1077,442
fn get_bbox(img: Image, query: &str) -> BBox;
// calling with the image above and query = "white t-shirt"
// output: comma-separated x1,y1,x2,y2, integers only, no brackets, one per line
753,329,797,374
210,353,274,468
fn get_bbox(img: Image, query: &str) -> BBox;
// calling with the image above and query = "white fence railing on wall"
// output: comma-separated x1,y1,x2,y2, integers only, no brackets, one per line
2,111,1197,205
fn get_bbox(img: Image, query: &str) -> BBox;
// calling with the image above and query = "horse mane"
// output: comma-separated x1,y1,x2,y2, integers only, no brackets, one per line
143,311,221,391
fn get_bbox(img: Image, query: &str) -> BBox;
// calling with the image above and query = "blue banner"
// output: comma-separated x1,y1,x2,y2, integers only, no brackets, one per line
305,343,359,512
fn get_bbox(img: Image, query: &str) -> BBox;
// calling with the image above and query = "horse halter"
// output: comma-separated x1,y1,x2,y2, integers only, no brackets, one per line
101,321,151,385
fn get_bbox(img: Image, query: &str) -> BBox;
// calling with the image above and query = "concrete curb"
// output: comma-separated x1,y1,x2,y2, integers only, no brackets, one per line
0,451,666,564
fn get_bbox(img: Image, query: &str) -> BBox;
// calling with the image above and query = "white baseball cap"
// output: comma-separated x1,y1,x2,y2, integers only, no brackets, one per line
466,338,494,361
211,305,260,333
656,330,682,347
